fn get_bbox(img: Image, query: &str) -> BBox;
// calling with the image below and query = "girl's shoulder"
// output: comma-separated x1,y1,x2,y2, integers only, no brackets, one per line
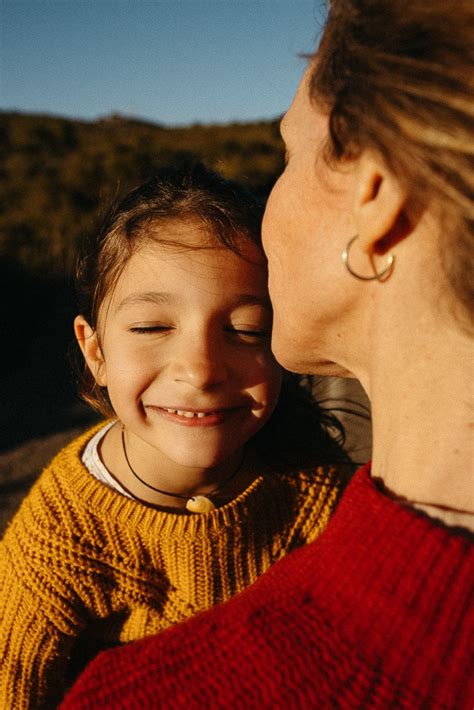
1,422,114,540
252,463,353,547
266,461,354,492
255,462,354,524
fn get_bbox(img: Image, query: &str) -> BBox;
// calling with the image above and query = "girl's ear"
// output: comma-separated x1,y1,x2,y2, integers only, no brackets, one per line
74,315,107,387
353,151,413,257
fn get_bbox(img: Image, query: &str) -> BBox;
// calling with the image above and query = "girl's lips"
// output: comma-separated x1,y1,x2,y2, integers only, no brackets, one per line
145,405,243,427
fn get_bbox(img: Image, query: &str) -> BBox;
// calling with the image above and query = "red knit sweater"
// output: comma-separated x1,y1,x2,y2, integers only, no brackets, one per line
61,464,473,709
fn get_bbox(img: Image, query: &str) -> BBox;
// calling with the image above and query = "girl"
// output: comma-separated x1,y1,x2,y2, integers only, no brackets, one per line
0,163,349,708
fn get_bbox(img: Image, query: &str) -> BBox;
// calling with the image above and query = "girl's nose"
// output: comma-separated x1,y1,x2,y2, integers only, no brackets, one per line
171,338,228,390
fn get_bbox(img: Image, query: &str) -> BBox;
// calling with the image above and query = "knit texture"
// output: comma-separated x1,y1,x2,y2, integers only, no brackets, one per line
0,424,344,709
61,463,474,710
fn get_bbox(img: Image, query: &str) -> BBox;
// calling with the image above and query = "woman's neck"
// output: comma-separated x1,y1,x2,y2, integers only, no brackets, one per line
363,314,474,530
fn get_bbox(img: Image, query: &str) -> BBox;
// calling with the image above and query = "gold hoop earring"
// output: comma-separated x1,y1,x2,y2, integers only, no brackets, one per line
342,235,395,282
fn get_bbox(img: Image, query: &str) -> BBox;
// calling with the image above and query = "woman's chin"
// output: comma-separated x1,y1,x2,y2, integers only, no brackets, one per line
272,346,353,378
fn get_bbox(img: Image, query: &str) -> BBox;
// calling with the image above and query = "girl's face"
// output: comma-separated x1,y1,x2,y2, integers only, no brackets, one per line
262,67,363,377
82,219,281,472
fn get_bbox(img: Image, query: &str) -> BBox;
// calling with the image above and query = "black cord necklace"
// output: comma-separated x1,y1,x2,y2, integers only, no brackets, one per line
121,427,245,513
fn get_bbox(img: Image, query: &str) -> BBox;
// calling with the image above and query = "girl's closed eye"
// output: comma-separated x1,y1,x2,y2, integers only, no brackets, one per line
227,325,271,343
129,324,174,334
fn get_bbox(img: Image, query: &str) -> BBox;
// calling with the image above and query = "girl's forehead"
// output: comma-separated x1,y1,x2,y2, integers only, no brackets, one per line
107,234,269,309
143,216,215,244
134,216,262,259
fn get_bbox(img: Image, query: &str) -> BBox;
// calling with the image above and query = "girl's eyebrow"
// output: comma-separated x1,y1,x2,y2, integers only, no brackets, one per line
117,292,176,310
117,292,272,312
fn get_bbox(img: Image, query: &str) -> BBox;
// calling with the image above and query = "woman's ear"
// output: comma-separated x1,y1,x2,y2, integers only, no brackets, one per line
353,151,413,257
74,315,107,387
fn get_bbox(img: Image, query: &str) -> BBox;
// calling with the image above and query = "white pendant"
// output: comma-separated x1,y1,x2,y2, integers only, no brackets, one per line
186,495,215,513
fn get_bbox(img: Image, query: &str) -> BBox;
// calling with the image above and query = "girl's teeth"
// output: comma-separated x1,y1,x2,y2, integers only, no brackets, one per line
165,408,212,418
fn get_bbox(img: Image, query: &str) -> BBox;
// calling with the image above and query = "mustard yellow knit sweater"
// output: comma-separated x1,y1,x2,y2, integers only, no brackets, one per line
0,424,344,709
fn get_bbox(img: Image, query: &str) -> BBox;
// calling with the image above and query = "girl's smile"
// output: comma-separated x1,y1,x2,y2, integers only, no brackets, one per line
76,218,282,500
145,404,247,426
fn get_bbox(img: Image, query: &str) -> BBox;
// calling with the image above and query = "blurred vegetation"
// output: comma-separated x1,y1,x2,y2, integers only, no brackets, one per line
0,111,284,277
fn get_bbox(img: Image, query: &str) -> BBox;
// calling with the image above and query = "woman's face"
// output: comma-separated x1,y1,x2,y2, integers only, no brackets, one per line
262,68,363,376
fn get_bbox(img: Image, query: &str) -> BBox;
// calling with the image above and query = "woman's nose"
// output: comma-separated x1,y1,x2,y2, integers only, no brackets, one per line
170,337,228,390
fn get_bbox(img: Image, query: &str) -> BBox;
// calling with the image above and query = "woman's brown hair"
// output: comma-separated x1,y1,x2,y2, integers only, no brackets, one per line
310,0,474,325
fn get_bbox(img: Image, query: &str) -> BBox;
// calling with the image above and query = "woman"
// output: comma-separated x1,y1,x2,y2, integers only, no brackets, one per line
61,1,473,707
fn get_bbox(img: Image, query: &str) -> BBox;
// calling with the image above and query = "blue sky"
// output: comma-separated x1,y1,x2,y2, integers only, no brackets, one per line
1,0,326,126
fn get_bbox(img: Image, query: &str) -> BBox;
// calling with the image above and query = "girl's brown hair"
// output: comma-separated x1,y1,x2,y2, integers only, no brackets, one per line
310,0,474,325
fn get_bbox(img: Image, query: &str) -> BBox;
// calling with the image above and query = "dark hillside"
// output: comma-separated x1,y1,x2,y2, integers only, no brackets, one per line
0,111,284,277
